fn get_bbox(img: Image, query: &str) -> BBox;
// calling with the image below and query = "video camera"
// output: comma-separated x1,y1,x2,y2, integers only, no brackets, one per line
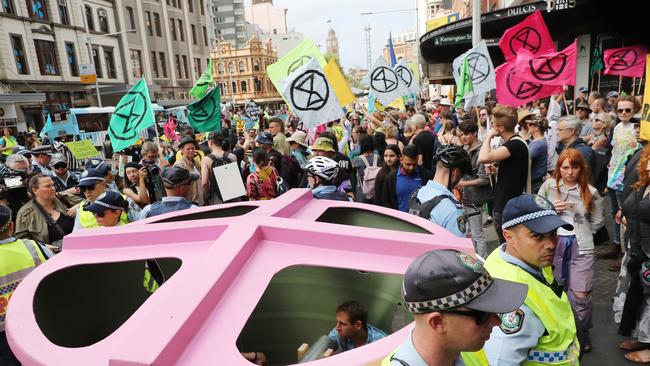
0,166,29,217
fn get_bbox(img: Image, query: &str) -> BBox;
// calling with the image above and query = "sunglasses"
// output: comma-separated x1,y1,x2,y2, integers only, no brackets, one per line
441,309,493,325
617,108,632,113
93,210,107,218
53,164,67,169
80,185,96,193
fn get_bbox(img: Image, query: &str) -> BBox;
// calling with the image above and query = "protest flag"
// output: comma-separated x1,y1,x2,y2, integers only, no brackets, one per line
495,62,562,107
108,78,156,152
604,46,647,78
455,57,473,108
388,33,397,67
190,59,214,100
40,113,52,139
323,59,356,107
514,40,578,86
499,10,555,62
187,86,221,132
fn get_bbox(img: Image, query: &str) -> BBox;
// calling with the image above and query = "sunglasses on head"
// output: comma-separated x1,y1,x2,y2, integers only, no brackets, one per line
617,108,632,113
441,309,493,325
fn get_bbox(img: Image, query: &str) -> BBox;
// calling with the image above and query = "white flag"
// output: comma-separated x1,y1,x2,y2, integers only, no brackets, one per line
279,58,344,129
452,40,496,98
394,59,420,96
362,57,411,106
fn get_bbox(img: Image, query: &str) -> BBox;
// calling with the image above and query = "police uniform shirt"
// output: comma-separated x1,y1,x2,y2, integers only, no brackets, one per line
32,161,53,177
483,244,547,366
416,180,465,237
387,330,465,366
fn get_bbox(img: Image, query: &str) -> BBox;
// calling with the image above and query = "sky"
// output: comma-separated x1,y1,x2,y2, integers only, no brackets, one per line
246,0,418,70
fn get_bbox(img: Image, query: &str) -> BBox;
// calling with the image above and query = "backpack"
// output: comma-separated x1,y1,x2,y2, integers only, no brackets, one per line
275,175,289,196
207,152,231,202
280,154,302,189
407,188,459,219
359,155,381,200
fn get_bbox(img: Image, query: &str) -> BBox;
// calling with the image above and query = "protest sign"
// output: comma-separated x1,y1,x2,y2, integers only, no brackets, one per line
640,55,650,141
65,140,100,159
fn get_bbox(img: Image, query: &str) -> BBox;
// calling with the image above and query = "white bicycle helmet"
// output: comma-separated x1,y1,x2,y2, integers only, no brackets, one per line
305,156,339,181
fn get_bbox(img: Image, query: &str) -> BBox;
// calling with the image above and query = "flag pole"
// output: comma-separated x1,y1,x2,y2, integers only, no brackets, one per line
597,70,601,92
632,78,636,95
590,74,595,92
638,77,644,95
561,90,569,116
618,75,623,94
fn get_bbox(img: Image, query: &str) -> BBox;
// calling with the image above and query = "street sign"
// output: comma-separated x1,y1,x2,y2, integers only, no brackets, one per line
80,64,96,84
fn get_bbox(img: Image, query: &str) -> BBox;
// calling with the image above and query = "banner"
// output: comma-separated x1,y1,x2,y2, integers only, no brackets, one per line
267,39,327,100
189,59,214,100
495,62,563,107
39,114,52,139
591,45,604,76
108,78,155,152
279,58,344,129
514,40,578,86
395,58,421,96
640,55,650,141
387,32,397,67
498,10,555,62
64,140,100,159
604,46,647,78
244,100,262,122
362,57,411,106
452,40,496,98
163,117,179,142
455,56,473,108
323,59,356,107
187,86,221,132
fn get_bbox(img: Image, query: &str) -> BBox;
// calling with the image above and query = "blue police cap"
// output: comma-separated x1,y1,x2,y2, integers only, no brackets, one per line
77,168,105,187
84,191,127,215
86,158,111,176
502,194,573,234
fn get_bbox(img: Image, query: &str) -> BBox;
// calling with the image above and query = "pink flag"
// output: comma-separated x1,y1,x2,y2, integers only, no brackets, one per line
163,117,179,141
495,61,563,107
499,10,556,62
604,46,647,78
514,40,578,86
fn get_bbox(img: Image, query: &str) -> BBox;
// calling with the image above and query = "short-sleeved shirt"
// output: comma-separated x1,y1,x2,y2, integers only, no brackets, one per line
416,180,466,237
493,136,529,213
327,324,387,352
528,139,548,182
386,330,466,366
412,131,438,170
396,168,425,212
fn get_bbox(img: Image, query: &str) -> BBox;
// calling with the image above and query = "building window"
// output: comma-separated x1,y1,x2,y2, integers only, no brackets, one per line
125,6,135,31
178,19,184,42
217,63,223,75
200,0,204,15
104,48,116,79
58,0,69,25
2,0,16,15
28,0,48,20
191,25,197,45
10,35,28,75
151,51,159,78
34,39,59,75
202,26,208,47
170,18,176,40
175,54,181,78
228,62,234,74
97,8,109,33
65,42,78,76
145,12,153,36
188,0,193,12
182,55,189,79
92,47,102,78
194,58,200,78
241,80,247,93
253,59,260,71
238,61,246,73
254,77,261,92
231,81,237,94
154,13,162,37
130,49,142,78
84,5,93,30
159,52,167,77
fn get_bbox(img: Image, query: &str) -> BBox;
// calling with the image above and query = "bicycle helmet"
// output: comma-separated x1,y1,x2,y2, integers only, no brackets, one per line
434,144,472,175
305,156,339,181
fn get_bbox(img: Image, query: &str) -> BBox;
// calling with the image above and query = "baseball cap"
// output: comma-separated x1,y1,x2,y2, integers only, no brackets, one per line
254,131,274,145
51,153,68,167
502,194,573,234
578,87,588,93
161,166,199,187
77,168,105,188
84,191,128,215
440,98,453,106
403,249,528,314
606,91,619,99
310,137,335,152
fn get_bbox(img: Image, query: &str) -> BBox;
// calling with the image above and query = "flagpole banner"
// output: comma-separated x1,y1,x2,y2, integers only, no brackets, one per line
604,46,648,78
640,54,650,141
388,32,397,67
514,40,578,86
267,39,327,99
187,86,222,132
495,62,563,107
39,114,52,139
591,44,605,77
395,59,421,96
279,58,344,130
244,100,262,122
498,10,556,62
323,59,356,107
108,78,156,152
362,57,411,106
455,57,474,108
452,40,496,99
190,59,214,100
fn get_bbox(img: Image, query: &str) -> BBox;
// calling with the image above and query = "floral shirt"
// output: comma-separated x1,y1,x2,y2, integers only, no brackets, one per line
607,122,640,191
246,166,278,201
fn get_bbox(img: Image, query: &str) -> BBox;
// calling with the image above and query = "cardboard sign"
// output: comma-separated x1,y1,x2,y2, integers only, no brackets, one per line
213,162,245,201
65,140,101,159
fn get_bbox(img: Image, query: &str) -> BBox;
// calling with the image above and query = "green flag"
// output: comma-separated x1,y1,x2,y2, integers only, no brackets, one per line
187,85,221,132
455,57,473,108
591,45,604,76
190,59,214,99
108,78,155,152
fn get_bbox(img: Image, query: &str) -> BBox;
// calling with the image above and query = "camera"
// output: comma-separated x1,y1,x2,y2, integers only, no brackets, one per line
0,167,29,217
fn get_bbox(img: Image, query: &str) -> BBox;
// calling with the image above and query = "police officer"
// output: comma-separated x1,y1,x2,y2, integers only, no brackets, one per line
483,194,580,365
0,204,49,365
383,249,527,366
30,145,53,176
73,168,128,231
408,145,472,237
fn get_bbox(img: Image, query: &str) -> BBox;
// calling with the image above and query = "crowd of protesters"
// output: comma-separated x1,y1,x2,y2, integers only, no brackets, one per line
0,86,648,364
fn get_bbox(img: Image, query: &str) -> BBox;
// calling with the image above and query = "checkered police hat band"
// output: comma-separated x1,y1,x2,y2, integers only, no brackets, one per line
405,272,493,313
93,200,123,210
502,210,556,230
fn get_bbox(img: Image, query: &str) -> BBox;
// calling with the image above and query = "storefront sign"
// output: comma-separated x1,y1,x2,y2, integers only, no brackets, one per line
546,0,576,12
